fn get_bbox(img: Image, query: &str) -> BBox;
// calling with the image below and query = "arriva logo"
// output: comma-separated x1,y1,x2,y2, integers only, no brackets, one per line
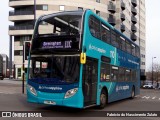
89,44,106,54
39,86,62,91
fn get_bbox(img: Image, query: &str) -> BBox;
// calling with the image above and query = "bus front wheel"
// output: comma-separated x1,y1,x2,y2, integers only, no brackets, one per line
99,90,107,109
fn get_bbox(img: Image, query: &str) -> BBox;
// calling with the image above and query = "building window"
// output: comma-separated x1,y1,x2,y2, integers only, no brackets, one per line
14,50,23,56
78,7,83,11
60,5,65,11
20,36,31,46
96,10,100,16
96,0,100,3
141,62,145,65
20,51,23,56
43,5,48,11
18,68,21,77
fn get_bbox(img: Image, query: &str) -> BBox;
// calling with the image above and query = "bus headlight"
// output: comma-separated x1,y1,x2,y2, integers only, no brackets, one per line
64,88,78,98
27,84,37,96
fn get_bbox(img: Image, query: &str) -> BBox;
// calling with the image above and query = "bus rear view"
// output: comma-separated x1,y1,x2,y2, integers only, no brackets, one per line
27,11,84,108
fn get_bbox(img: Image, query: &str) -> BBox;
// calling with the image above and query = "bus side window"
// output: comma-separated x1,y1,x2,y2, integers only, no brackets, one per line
125,69,131,81
89,15,101,39
100,62,110,81
101,23,110,44
121,38,126,51
111,66,119,81
119,67,125,81
111,31,118,48
126,41,131,54
131,70,136,81
131,44,136,56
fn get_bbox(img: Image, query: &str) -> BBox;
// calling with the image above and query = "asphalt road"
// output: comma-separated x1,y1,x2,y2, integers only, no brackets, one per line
0,79,160,120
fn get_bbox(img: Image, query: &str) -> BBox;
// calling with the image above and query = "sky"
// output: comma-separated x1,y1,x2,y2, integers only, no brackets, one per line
0,0,160,71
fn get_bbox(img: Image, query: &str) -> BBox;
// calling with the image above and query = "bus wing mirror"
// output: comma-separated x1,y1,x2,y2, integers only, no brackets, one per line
80,53,86,64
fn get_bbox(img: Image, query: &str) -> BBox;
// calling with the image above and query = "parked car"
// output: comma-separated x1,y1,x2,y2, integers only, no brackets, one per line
143,84,154,89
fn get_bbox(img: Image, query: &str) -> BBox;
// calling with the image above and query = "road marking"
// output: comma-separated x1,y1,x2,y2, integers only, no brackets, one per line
142,96,146,98
0,92,14,94
146,96,150,99
159,98,160,100
152,97,156,99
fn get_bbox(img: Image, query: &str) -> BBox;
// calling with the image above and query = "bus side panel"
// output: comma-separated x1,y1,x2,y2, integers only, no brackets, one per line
82,11,140,105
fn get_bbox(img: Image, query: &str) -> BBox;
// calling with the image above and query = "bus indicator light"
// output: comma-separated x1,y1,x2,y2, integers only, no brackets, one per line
80,53,86,64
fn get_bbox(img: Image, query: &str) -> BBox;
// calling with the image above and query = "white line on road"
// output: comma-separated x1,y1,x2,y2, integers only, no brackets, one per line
152,97,156,99
0,92,14,94
142,96,146,98
142,96,150,99
146,96,150,99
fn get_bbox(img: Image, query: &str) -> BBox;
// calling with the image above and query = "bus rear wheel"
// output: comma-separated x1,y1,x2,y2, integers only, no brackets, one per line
99,90,107,109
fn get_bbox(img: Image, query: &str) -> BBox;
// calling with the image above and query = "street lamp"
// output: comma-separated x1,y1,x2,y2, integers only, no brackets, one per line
152,57,156,85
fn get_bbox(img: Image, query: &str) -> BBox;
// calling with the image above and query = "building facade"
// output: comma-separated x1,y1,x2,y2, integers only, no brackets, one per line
0,55,3,78
9,0,146,78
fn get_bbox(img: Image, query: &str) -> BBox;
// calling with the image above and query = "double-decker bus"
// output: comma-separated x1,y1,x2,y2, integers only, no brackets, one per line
27,10,140,109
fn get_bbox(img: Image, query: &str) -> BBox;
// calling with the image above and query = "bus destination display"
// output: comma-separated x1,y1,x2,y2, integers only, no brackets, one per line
41,40,72,49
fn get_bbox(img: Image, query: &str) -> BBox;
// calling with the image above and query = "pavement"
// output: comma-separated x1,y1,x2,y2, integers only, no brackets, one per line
0,78,26,85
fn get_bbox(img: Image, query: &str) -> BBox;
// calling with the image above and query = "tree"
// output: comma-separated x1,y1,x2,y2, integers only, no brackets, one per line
146,63,160,87
153,63,160,87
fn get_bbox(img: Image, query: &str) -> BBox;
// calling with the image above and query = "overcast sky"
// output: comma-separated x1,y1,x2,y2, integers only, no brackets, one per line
0,0,159,71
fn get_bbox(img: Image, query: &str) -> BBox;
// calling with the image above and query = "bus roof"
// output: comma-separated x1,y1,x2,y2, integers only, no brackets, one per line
38,10,84,21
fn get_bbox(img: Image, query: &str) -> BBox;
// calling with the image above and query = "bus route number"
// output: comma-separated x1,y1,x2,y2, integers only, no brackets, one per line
110,51,115,58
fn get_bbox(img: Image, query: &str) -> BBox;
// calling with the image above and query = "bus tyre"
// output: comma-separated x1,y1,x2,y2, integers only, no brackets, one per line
131,87,135,99
99,90,107,109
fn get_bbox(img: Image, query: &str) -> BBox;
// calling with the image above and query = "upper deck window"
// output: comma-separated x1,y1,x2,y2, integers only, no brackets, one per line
89,15,101,39
36,12,83,36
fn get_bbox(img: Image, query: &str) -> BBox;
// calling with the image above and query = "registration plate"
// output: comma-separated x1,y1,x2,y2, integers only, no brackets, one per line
44,100,56,105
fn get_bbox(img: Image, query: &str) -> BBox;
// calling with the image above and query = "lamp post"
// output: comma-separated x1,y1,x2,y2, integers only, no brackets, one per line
152,57,156,85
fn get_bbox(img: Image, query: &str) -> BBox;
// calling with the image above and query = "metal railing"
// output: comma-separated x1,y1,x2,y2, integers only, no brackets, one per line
131,24,137,32
108,15,116,25
9,25,34,30
121,13,125,21
121,1,125,10
131,7,137,15
131,16,137,24
131,0,137,7
121,24,125,32
131,33,137,41
108,2,116,13
9,10,34,16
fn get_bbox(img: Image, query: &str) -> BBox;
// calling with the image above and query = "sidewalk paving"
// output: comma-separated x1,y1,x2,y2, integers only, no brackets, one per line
0,78,26,85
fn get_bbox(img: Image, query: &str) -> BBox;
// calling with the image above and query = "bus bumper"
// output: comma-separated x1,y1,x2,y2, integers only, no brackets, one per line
27,88,84,108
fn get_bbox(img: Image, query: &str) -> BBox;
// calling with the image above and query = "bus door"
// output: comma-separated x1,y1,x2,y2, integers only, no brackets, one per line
82,57,98,106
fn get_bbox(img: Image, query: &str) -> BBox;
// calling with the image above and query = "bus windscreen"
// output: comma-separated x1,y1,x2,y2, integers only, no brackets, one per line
31,12,83,53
